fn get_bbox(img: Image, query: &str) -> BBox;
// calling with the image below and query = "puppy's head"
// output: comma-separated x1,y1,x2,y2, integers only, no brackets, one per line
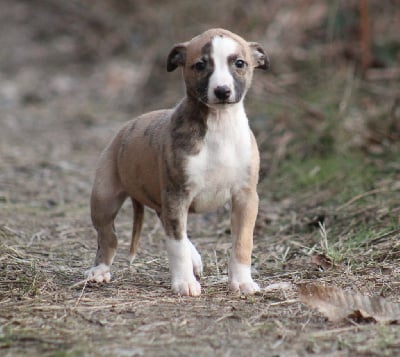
167,28,269,107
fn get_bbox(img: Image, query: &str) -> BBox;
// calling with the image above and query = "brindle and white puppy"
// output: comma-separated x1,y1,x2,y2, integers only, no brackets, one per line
86,28,269,296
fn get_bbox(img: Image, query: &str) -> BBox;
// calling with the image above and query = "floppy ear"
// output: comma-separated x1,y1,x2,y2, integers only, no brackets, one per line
249,42,270,70
166,42,188,72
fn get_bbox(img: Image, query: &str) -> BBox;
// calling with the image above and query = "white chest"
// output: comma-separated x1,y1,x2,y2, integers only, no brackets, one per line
185,105,252,213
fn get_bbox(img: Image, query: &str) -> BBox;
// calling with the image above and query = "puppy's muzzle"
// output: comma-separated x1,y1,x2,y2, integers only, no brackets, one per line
214,85,231,101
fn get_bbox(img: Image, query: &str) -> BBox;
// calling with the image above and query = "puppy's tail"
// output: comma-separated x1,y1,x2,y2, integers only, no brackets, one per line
129,199,144,263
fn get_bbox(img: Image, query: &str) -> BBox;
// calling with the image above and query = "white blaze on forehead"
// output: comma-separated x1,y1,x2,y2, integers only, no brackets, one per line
208,36,239,103
212,35,238,63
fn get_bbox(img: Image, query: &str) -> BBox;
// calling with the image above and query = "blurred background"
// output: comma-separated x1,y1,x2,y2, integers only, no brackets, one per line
1,0,399,163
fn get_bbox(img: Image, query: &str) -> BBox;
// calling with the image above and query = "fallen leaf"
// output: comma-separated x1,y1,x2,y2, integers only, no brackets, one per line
310,254,334,270
299,283,400,323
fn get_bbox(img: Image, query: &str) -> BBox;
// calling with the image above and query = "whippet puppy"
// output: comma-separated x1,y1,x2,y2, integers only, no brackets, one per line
86,28,269,296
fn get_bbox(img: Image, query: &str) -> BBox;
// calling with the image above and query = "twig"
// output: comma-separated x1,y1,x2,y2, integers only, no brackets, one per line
74,279,88,307
215,313,236,323
336,188,389,211
269,299,298,307
309,325,362,338
361,228,400,247
69,278,90,289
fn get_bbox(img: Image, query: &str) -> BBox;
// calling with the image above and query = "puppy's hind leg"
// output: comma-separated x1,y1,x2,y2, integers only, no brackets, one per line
86,153,127,283
129,199,144,263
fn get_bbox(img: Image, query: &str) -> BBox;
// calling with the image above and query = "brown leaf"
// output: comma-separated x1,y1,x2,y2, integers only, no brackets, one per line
299,283,400,323
310,254,334,270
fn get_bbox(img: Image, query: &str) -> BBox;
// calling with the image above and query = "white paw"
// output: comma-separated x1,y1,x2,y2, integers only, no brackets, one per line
171,279,201,297
228,256,259,295
85,263,111,283
166,237,202,296
188,239,203,278
229,279,260,295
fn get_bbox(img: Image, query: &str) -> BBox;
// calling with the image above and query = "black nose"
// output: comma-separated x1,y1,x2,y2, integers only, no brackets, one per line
214,86,231,101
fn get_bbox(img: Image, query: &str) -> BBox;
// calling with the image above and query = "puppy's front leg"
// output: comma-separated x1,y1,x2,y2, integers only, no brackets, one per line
229,188,260,294
162,192,201,297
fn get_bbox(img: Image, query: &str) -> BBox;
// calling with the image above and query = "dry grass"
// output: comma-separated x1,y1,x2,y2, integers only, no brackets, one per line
1,0,400,356
1,154,399,356
1,211,399,356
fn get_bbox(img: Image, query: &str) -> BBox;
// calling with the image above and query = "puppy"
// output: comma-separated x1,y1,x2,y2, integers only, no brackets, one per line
86,28,269,296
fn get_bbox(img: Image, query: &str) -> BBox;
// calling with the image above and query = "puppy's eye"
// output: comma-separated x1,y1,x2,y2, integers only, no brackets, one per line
235,59,246,68
194,61,206,71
